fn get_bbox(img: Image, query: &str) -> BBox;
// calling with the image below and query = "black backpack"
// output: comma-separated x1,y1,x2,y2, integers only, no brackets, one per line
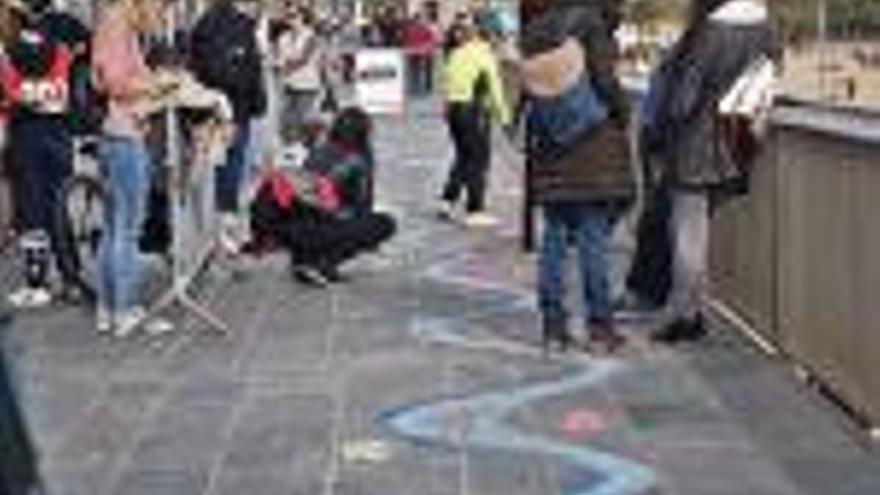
68,57,107,135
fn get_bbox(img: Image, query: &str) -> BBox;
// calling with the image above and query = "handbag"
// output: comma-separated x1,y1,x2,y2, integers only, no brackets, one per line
521,38,608,159
716,54,777,169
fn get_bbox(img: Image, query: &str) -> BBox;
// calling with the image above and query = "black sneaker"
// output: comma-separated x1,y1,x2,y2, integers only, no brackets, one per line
0,300,13,327
317,263,349,283
292,266,330,288
651,315,707,344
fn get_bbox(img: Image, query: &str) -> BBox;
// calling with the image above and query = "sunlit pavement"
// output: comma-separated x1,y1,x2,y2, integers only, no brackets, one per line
3,97,880,495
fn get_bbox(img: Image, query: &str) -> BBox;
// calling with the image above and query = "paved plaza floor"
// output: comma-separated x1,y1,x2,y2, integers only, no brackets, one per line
3,99,880,495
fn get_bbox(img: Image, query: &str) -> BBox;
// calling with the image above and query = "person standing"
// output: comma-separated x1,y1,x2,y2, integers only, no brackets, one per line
522,0,635,353
0,0,75,309
402,12,436,97
275,4,323,146
438,19,510,228
91,0,176,336
641,0,773,343
190,0,267,253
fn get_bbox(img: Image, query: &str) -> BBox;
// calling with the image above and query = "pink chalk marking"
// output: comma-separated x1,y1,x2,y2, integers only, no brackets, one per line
560,409,611,438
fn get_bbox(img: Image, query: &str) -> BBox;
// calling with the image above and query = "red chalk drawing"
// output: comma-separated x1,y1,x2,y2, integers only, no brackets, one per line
561,409,611,438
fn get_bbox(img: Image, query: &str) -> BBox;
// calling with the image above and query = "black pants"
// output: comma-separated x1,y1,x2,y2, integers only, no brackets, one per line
407,54,434,96
626,183,673,307
442,103,491,213
282,212,396,268
7,116,73,275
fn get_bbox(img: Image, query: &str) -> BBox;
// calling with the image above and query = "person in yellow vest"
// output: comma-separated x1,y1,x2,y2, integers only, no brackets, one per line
438,17,510,228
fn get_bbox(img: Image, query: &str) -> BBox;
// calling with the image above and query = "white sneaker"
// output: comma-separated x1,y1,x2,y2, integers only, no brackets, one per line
144,317,174,336
219,215,243,254
114,307,147,338
8,287,52,309
96,308,114,334
436,201,456,220
463,212,500,228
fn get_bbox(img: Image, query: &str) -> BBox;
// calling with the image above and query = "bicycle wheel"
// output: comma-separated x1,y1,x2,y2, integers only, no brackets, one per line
54,174,106,304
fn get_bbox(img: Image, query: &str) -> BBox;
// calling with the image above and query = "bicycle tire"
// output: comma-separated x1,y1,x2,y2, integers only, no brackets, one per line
54,174,106,304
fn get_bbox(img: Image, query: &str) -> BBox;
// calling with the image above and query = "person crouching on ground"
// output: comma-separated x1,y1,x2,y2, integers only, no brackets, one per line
249,107,395,286
522,0,635,354
438,17,511,228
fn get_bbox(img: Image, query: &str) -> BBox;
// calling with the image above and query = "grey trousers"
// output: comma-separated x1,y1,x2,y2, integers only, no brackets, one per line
666,191,710,321
281,88,320,144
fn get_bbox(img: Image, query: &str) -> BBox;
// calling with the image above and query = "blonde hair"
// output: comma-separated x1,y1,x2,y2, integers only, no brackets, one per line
0,3,23,47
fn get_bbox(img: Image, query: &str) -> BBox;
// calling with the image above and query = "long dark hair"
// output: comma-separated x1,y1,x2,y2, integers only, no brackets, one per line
521,0,622,33
329,106,373,156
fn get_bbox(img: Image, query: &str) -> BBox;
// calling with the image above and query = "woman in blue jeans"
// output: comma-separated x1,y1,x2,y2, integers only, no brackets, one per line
523,0,634,353
92,0,174,336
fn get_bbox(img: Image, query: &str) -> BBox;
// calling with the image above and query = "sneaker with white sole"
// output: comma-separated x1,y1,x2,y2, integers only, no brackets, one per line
144,317,174,336
8,287,52,309
463,212,500,228
96,308,114,334
292,265,330,287
114,307,147,338
436,201,456,221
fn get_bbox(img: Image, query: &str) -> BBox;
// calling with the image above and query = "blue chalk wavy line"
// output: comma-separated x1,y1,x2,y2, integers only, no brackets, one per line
377,261,658,495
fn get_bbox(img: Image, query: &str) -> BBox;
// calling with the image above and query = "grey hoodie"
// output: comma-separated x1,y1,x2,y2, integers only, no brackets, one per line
650,0,775,191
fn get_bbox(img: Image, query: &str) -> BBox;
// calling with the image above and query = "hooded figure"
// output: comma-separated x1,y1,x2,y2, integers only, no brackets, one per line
645,0,775,190
641,0,775,343
521,0,633,354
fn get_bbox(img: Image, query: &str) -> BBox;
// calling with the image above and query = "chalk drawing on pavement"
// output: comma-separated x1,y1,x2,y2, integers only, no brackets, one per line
377,254,659,495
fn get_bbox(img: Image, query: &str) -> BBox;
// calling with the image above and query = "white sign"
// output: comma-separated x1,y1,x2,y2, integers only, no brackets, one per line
355,49,406,115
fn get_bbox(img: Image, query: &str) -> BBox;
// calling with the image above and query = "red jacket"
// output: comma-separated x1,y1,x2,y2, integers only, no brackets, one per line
403,21,436,56
0,44,72,117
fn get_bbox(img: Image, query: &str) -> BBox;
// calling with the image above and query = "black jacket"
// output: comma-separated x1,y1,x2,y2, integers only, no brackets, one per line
645,0,774,190
189,0,266,122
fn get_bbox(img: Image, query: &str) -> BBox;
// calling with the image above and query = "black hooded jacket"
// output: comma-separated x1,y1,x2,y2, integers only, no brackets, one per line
189,0,266,122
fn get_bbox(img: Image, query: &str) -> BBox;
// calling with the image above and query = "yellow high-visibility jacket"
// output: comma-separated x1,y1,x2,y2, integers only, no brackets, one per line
443,39,511,126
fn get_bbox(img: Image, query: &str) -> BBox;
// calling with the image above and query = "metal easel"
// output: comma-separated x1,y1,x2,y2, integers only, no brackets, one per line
145,4,229,334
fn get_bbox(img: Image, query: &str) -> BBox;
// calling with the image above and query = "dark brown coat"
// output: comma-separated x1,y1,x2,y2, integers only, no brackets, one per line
529,121,634,203
522,2,635,204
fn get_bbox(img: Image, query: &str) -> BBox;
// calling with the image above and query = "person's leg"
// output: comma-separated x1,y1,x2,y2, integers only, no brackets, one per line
286,89,321,144
538,204,571,348
8,121,53,306
669,192,710,320
464,108,491,214
281,89,302,145
654,191,710,342
576,202,625,350
324,213,396,269
105,138,150,314
34,122,74,282
406,54,419,96
216,121,252,214
95,138,120,318
440,106,469,208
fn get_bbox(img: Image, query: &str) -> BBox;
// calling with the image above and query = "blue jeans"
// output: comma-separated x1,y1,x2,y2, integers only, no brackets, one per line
96,136,150,312
216,121,253,213
538,201,618,328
